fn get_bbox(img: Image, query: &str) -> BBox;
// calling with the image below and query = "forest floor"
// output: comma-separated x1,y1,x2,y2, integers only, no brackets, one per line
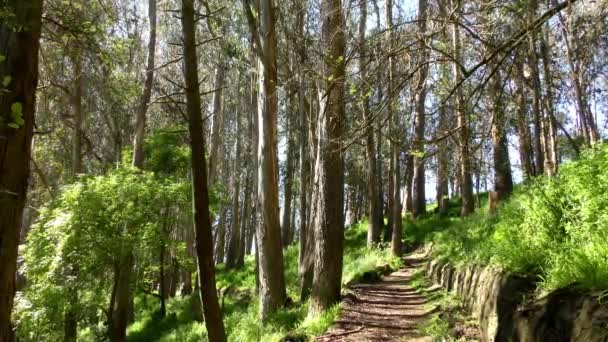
316,250,480,342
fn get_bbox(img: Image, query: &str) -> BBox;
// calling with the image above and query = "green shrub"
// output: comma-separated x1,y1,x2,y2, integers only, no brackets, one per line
410,144,608,293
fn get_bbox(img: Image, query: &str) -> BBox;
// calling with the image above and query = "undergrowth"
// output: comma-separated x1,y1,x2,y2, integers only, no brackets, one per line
125,221,400,341
407,143,608,294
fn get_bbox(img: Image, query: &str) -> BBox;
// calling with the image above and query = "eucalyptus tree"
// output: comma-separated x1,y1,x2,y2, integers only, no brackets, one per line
0,2,44,340
310,0,346,314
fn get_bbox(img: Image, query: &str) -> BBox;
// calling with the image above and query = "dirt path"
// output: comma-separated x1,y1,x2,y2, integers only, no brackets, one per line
317,253,436,342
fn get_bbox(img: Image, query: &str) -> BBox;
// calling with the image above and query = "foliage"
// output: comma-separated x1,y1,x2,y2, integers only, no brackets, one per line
408,144,608,293
15,167,191,341
124,219,398,342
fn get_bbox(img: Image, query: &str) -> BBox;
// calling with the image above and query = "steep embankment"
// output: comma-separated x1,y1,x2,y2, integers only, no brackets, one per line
411,145,608,341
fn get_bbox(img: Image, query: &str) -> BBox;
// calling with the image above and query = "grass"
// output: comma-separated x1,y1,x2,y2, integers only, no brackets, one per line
126,220,401,341
407,270,478,342
406,143,608,295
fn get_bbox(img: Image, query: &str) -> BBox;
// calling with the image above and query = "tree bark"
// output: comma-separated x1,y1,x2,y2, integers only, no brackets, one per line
358,0,382,247
244,0,288,318
386,0,402,256
226,110,242,269
180,1,227,340
310,0,346,315
0,1,43,340
281,105,296,248
412,0,429,218
451,0,474,216
514,56,535,180
132,0,156,169
207,58,227,185
490,71,513,201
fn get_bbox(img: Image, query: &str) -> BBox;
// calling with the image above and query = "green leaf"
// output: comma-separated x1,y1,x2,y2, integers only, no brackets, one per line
7,123,19,129
15,116,25,125
0,55,5,63
2,75,11,87
11,102,23,115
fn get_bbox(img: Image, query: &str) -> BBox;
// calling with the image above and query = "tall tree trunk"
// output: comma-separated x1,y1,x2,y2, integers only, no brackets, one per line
412,0,429,218
226,111,242,269
215,208,227,264
539,29,558,175
281,105,296,248
436,104,449,215
207,58,227,185
358,0,382,247
0,2,43,340
490,71,513,201
310,0,346,315
451,0,474,216
180,1,227,340
514,56,535,180
70,53,83,177
132,0,156,168
244,0,288,318
386,0,402,256
110,252,133,341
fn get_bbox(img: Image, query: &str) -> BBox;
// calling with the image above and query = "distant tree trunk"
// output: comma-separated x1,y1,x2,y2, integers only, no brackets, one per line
281,106,296,248
132,0,156,168
214,208,227,264
386,0,402,256
0,2,42,339
358,0,382,247
309,0,346,315
412,0,429,218
70,53,83,177
436,104,449,215
159,238,167,317
207,58,227,185
490,71,513,201
514,56,535,180
180,1,227,340
226,110,242,269
539,30,558,175
451,0,474,216
244,0,288,318
66,54,83,334
110,253,133,341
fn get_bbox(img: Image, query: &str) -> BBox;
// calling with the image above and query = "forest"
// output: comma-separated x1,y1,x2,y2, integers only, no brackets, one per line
1,0,607,341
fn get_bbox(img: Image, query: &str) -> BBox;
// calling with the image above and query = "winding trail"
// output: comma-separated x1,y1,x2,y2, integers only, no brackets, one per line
317,252,436,342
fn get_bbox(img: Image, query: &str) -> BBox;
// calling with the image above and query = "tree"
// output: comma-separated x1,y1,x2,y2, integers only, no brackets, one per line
358,0,382,247
180,0,226,340
0,1,43,340
309,0,346,315
243,0,288,319
386,0,402,256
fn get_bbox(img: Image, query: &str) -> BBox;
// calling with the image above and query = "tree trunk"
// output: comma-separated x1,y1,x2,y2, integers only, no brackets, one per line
514,56,535,180
71,53,83,177
451,0,474,216
281,106,296,248
180,1,227,340
214,208,227,264
244,0,288,318
358,0,382,247
490,71,513,201
0,2,43,339
412,0,429,218
159,240,166,317
436,104,449,215
226,110,242,269
386,0,402,256
310,0,346,315
110,253,132,342
207,58,227,185
132,0,156,168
